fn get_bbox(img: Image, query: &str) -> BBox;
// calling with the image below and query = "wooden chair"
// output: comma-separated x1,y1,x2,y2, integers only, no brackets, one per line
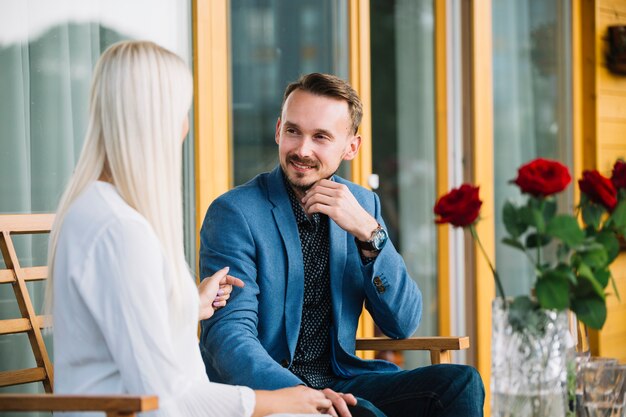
356,336,470,365
0,214,157,417
0,213,468,415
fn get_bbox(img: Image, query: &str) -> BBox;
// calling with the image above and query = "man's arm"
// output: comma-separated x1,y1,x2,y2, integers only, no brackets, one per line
302,180,422,339
199,197,302,390
360,212,423,338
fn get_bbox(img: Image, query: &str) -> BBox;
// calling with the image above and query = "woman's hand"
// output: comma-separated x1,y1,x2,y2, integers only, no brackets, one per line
253,386,344,417
198,267,244,320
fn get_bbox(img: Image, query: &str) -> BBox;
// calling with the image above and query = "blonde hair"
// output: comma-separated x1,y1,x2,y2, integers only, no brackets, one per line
46,40,193,318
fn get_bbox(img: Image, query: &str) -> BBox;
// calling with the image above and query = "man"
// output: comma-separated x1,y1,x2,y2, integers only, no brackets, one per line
199,73,484,417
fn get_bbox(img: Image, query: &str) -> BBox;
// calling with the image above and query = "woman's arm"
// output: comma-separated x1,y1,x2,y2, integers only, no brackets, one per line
198,266,244,320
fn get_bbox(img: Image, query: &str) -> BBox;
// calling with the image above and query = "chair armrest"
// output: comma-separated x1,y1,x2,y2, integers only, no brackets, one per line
355,336,470,364
0,394,158,417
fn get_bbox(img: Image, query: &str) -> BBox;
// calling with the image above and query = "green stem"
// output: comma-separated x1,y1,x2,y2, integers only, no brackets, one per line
536,236,542,270
536,199,543,270
469,224,507,303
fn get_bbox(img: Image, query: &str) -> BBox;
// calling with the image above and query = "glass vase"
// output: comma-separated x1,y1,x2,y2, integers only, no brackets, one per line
491,299,576,417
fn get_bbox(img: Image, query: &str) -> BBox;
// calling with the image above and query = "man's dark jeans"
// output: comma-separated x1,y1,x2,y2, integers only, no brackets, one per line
327,364,485,417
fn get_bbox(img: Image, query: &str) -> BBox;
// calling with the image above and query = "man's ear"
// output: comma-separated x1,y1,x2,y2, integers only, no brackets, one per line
275,118,281,145
342,134,362,161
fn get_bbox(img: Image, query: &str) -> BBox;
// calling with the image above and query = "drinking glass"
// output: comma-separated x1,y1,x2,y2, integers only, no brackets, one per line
582,363,626,417
576,357,619,417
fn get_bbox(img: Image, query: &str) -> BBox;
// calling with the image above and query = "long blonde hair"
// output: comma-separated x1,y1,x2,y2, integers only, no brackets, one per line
46,40,193,317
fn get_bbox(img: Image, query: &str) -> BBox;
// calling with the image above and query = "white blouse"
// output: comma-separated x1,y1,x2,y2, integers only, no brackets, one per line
53,181,255,417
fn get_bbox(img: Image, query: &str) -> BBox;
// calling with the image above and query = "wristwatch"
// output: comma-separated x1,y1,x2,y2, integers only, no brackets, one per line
355,224,388,252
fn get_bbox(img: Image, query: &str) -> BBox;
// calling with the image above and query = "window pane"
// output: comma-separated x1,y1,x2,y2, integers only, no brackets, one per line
370,0,437,368
230,0,349,185
0,1,192,408
492,0,572,296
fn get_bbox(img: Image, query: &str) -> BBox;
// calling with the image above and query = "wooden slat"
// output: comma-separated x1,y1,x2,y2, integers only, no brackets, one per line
23,266,48,281
37,315,52,329
0,269,13,284
0,368,46,387
0,231,54,392
0,266,48,284
0,214,53,234
0,394,158,413
0,318,31,335
355,336,470,351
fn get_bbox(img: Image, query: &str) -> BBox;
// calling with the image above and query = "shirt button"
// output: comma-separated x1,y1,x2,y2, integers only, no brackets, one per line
280,359,290,368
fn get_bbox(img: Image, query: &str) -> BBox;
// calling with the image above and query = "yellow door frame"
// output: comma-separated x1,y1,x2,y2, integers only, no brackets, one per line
470,0,495,412
192,0,232,261
192,0,453,364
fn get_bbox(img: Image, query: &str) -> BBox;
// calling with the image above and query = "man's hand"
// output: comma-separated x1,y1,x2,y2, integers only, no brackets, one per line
301,179,378,242
320,388,357,417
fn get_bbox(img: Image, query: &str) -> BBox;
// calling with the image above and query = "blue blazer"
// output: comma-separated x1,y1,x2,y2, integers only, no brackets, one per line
199,166,422,389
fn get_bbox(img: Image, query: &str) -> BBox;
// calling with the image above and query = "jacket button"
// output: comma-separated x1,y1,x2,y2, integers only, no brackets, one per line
280,359,289,368
373,276,382,286
377,285,386,294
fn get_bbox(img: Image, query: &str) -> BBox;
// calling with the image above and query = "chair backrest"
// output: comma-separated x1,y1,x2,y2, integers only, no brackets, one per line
0,214,55,393
0,214,159,417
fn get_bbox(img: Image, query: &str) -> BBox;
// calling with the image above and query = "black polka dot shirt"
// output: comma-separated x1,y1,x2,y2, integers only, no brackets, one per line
284,178,336,389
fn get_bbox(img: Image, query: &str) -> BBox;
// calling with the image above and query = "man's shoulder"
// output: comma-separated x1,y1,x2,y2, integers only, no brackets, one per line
213,172,271,206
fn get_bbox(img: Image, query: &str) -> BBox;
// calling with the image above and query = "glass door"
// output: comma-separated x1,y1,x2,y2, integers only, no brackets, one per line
370,0,438,368
492,0,572,297
229,0,349,185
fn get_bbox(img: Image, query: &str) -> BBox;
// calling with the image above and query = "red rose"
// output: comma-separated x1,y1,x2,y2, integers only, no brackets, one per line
434,184,482,227
512,158,571,197
579,170,617,211
611,160,626,190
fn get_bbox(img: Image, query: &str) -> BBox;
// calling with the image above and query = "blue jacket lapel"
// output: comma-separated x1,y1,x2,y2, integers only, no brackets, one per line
267,167,304,356
329,219,346,326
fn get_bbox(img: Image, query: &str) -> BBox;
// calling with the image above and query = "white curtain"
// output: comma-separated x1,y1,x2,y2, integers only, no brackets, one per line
0,2,191,412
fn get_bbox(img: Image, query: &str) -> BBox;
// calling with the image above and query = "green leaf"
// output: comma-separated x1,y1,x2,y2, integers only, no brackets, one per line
526,233,552,248
582,203,604,230
576,263,605,298
610,274,622,303
503,201,527,238
580,246,609,269
507,296,541,333
571,295,607,330
536,270,570,310
595,230,620,263
594,269,611,288
501,237,525,251
611,200,626,229
555,263,577,285
546,215,586,247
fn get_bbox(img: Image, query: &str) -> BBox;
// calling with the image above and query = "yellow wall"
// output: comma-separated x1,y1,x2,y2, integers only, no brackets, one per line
594,0,626,363
576,0,626,363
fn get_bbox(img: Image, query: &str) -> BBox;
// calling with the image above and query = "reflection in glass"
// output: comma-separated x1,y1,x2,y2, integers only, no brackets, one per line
371,0,437,368
230,0,349,185
492,0,572,297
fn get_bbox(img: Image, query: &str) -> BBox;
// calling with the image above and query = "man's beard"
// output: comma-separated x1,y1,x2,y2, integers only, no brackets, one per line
284,155,336,195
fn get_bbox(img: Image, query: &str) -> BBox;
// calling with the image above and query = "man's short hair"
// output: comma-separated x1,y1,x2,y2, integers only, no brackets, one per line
282,73,363,135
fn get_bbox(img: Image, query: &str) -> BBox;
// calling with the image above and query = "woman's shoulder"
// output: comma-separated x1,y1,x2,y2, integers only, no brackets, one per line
61,182,156,252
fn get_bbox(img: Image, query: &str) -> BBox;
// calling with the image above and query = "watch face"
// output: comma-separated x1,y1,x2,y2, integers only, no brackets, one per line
372,227,388,250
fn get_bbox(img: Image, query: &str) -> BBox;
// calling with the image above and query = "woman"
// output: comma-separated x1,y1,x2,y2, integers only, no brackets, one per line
47,40,335,417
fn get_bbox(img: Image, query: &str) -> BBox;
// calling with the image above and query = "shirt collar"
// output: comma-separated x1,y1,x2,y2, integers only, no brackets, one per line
281,170,321,228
